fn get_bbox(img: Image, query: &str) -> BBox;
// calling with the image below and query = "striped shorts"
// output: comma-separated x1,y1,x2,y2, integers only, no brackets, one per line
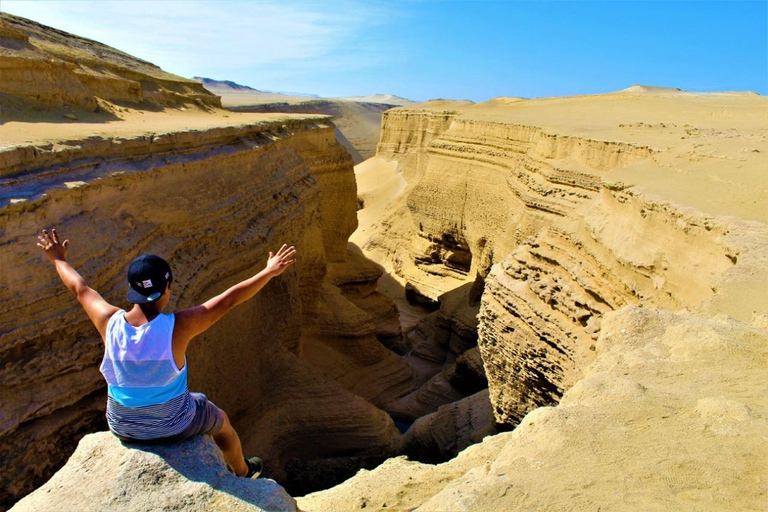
112,392,226,444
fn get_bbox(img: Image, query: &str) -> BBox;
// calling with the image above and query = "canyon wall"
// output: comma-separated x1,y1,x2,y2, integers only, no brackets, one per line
361,93,768,429
299,91,768,510
8,88,767,510
0,116,404,507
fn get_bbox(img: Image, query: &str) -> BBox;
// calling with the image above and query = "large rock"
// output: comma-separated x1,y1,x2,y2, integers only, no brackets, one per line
400,389,496,464
11,432,297,512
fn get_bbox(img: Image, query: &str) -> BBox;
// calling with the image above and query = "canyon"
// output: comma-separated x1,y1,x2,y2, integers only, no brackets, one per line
196,77,410,164
1,12,407,508
3,11,768,512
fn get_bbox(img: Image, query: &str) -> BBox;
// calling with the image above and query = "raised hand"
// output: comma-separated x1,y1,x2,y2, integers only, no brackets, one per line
37,228,69,263
265,244,296,276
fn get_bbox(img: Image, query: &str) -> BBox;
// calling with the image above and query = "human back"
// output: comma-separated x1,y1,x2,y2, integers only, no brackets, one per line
100,308,195,440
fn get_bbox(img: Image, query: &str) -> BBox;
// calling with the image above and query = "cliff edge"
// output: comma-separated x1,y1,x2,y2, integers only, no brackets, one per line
10,432,297,512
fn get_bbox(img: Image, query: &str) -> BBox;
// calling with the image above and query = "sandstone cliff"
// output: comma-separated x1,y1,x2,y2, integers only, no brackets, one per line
0,112,407,507
0,13,220,112
331,90,768,509
358,91,768,431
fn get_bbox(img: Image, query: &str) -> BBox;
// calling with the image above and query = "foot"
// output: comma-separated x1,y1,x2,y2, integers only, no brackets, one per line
244,456,262,479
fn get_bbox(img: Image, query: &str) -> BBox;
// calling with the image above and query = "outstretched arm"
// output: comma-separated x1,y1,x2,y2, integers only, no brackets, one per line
173,244,296,350
37,228,120,341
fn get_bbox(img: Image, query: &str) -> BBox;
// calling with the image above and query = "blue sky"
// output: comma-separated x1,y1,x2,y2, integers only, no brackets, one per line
2,1,766,102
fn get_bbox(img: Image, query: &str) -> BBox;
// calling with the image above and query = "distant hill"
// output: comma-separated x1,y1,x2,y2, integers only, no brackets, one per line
192,77,262,92
197,77,410,163
334,94,414,106
192,77,322,99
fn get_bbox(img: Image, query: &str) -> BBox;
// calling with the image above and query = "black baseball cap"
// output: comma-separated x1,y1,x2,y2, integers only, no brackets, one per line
126,255,172,304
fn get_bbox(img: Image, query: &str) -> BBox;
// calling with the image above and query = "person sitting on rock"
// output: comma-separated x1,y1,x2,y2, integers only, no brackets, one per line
36,228,296,479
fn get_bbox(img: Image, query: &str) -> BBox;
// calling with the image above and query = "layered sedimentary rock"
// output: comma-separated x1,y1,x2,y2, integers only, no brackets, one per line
299,249,414,411
0,13,220,111
400,389,496,464
359,92,768,434
0,116,400,507
385,284,482,423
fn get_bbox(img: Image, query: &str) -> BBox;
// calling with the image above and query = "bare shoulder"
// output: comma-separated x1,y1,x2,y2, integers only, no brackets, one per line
79,288,120,340
172,305,209,343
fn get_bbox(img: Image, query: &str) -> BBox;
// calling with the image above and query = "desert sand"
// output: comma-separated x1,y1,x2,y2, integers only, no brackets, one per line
1,107,323,146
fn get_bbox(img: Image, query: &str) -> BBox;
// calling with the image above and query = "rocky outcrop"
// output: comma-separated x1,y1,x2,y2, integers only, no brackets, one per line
400,389,496,464
0,116,401,507
11,432,297,512
0,13,220,111
300,307,768,511
385,284,482,423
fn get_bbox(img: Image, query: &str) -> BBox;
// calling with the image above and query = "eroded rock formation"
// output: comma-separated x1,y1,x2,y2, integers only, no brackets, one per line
358,92,768,436
4,12,767,508
0,115,403,507
299,307,768,511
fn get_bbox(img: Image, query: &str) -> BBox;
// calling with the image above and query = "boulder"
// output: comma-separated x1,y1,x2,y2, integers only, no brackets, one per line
11,432,297,512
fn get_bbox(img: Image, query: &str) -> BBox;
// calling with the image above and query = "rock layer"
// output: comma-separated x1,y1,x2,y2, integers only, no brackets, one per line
0,13,220,111
359,93,768,431
0,116,401,507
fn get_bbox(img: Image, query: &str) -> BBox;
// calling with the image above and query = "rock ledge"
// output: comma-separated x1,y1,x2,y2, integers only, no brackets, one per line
11,432,297,512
